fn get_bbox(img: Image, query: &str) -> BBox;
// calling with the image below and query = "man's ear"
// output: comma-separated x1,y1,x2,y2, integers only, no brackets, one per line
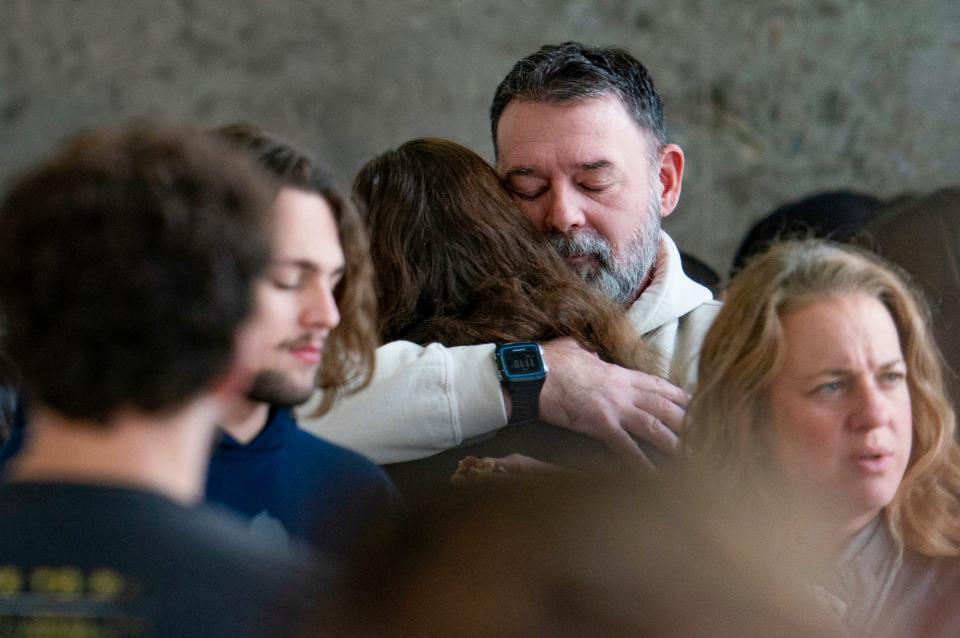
657,143,684,219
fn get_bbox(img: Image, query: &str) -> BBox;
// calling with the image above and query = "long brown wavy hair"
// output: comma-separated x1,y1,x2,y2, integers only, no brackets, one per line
685,240,960,556
352,137,660,374
211,123,378,415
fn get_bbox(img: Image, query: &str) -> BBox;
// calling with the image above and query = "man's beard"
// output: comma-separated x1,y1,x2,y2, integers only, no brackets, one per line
548,194,662,305
246,369,315,407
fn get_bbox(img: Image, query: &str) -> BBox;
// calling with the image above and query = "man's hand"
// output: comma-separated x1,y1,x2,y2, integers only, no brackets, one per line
535,337,689,471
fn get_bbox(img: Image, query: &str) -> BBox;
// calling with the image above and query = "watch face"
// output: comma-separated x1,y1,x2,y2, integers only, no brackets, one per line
498,343,545,380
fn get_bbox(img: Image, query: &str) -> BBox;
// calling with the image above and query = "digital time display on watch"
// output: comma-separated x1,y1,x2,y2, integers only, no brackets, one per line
497,343,545,380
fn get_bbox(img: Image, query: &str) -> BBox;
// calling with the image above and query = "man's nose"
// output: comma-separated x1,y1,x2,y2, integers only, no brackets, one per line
300,283,340,331
541,184,586,235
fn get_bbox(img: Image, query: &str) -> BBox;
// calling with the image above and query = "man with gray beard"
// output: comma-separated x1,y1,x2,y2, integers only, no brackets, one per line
548,188,663,306
300,42,720,470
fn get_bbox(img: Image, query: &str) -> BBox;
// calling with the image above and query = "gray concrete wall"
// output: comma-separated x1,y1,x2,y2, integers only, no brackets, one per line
2,0,958,278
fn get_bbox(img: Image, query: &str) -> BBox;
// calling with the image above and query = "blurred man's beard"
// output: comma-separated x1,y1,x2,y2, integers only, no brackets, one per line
548,194,662,305
246,369,314,407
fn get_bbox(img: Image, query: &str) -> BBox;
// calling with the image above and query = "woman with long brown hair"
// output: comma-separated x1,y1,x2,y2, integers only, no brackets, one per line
352,138,667,492
354,137,661,375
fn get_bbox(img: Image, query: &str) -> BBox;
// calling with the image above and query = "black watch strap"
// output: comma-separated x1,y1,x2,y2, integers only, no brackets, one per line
507,378,545,425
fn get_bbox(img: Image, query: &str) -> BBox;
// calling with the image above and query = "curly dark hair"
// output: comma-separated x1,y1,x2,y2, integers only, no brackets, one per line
210,123,378,415
353,138,661,375
489,41,666,157
0,124,272,422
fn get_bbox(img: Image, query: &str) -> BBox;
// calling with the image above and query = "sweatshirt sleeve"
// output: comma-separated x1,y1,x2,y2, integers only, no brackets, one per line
295,341,507,464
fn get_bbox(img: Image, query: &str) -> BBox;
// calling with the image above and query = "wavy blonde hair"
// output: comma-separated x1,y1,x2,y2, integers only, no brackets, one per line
685,240,960,556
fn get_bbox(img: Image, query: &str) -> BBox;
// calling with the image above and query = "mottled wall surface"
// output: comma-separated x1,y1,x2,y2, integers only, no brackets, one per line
2,0,958,277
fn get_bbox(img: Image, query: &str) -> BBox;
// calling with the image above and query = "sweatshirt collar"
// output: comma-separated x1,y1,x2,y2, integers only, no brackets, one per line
626,231,714,334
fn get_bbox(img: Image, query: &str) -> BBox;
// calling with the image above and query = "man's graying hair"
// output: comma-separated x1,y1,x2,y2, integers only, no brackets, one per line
489,41,666,157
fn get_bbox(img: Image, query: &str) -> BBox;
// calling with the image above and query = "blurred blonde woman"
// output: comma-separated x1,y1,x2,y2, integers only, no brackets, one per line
685,240,960,637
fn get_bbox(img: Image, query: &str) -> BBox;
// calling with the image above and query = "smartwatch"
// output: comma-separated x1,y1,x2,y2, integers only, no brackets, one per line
494,342,548,425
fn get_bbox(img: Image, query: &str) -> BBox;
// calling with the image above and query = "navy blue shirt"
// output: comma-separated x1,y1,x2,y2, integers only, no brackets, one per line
1,401,402,563
205,405,402,561
0,400,25,466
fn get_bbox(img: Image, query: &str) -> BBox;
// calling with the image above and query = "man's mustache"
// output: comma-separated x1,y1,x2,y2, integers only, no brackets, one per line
276,333,323,351
548,231,614,267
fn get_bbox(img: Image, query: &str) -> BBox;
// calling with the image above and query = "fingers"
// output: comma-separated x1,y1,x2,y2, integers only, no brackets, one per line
497,453,565,476
636,393,687,435
450,455,509,485
450,454,568,486
637,373,690,409
620,409,681,456
601,426,658,474
628,374,689,435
